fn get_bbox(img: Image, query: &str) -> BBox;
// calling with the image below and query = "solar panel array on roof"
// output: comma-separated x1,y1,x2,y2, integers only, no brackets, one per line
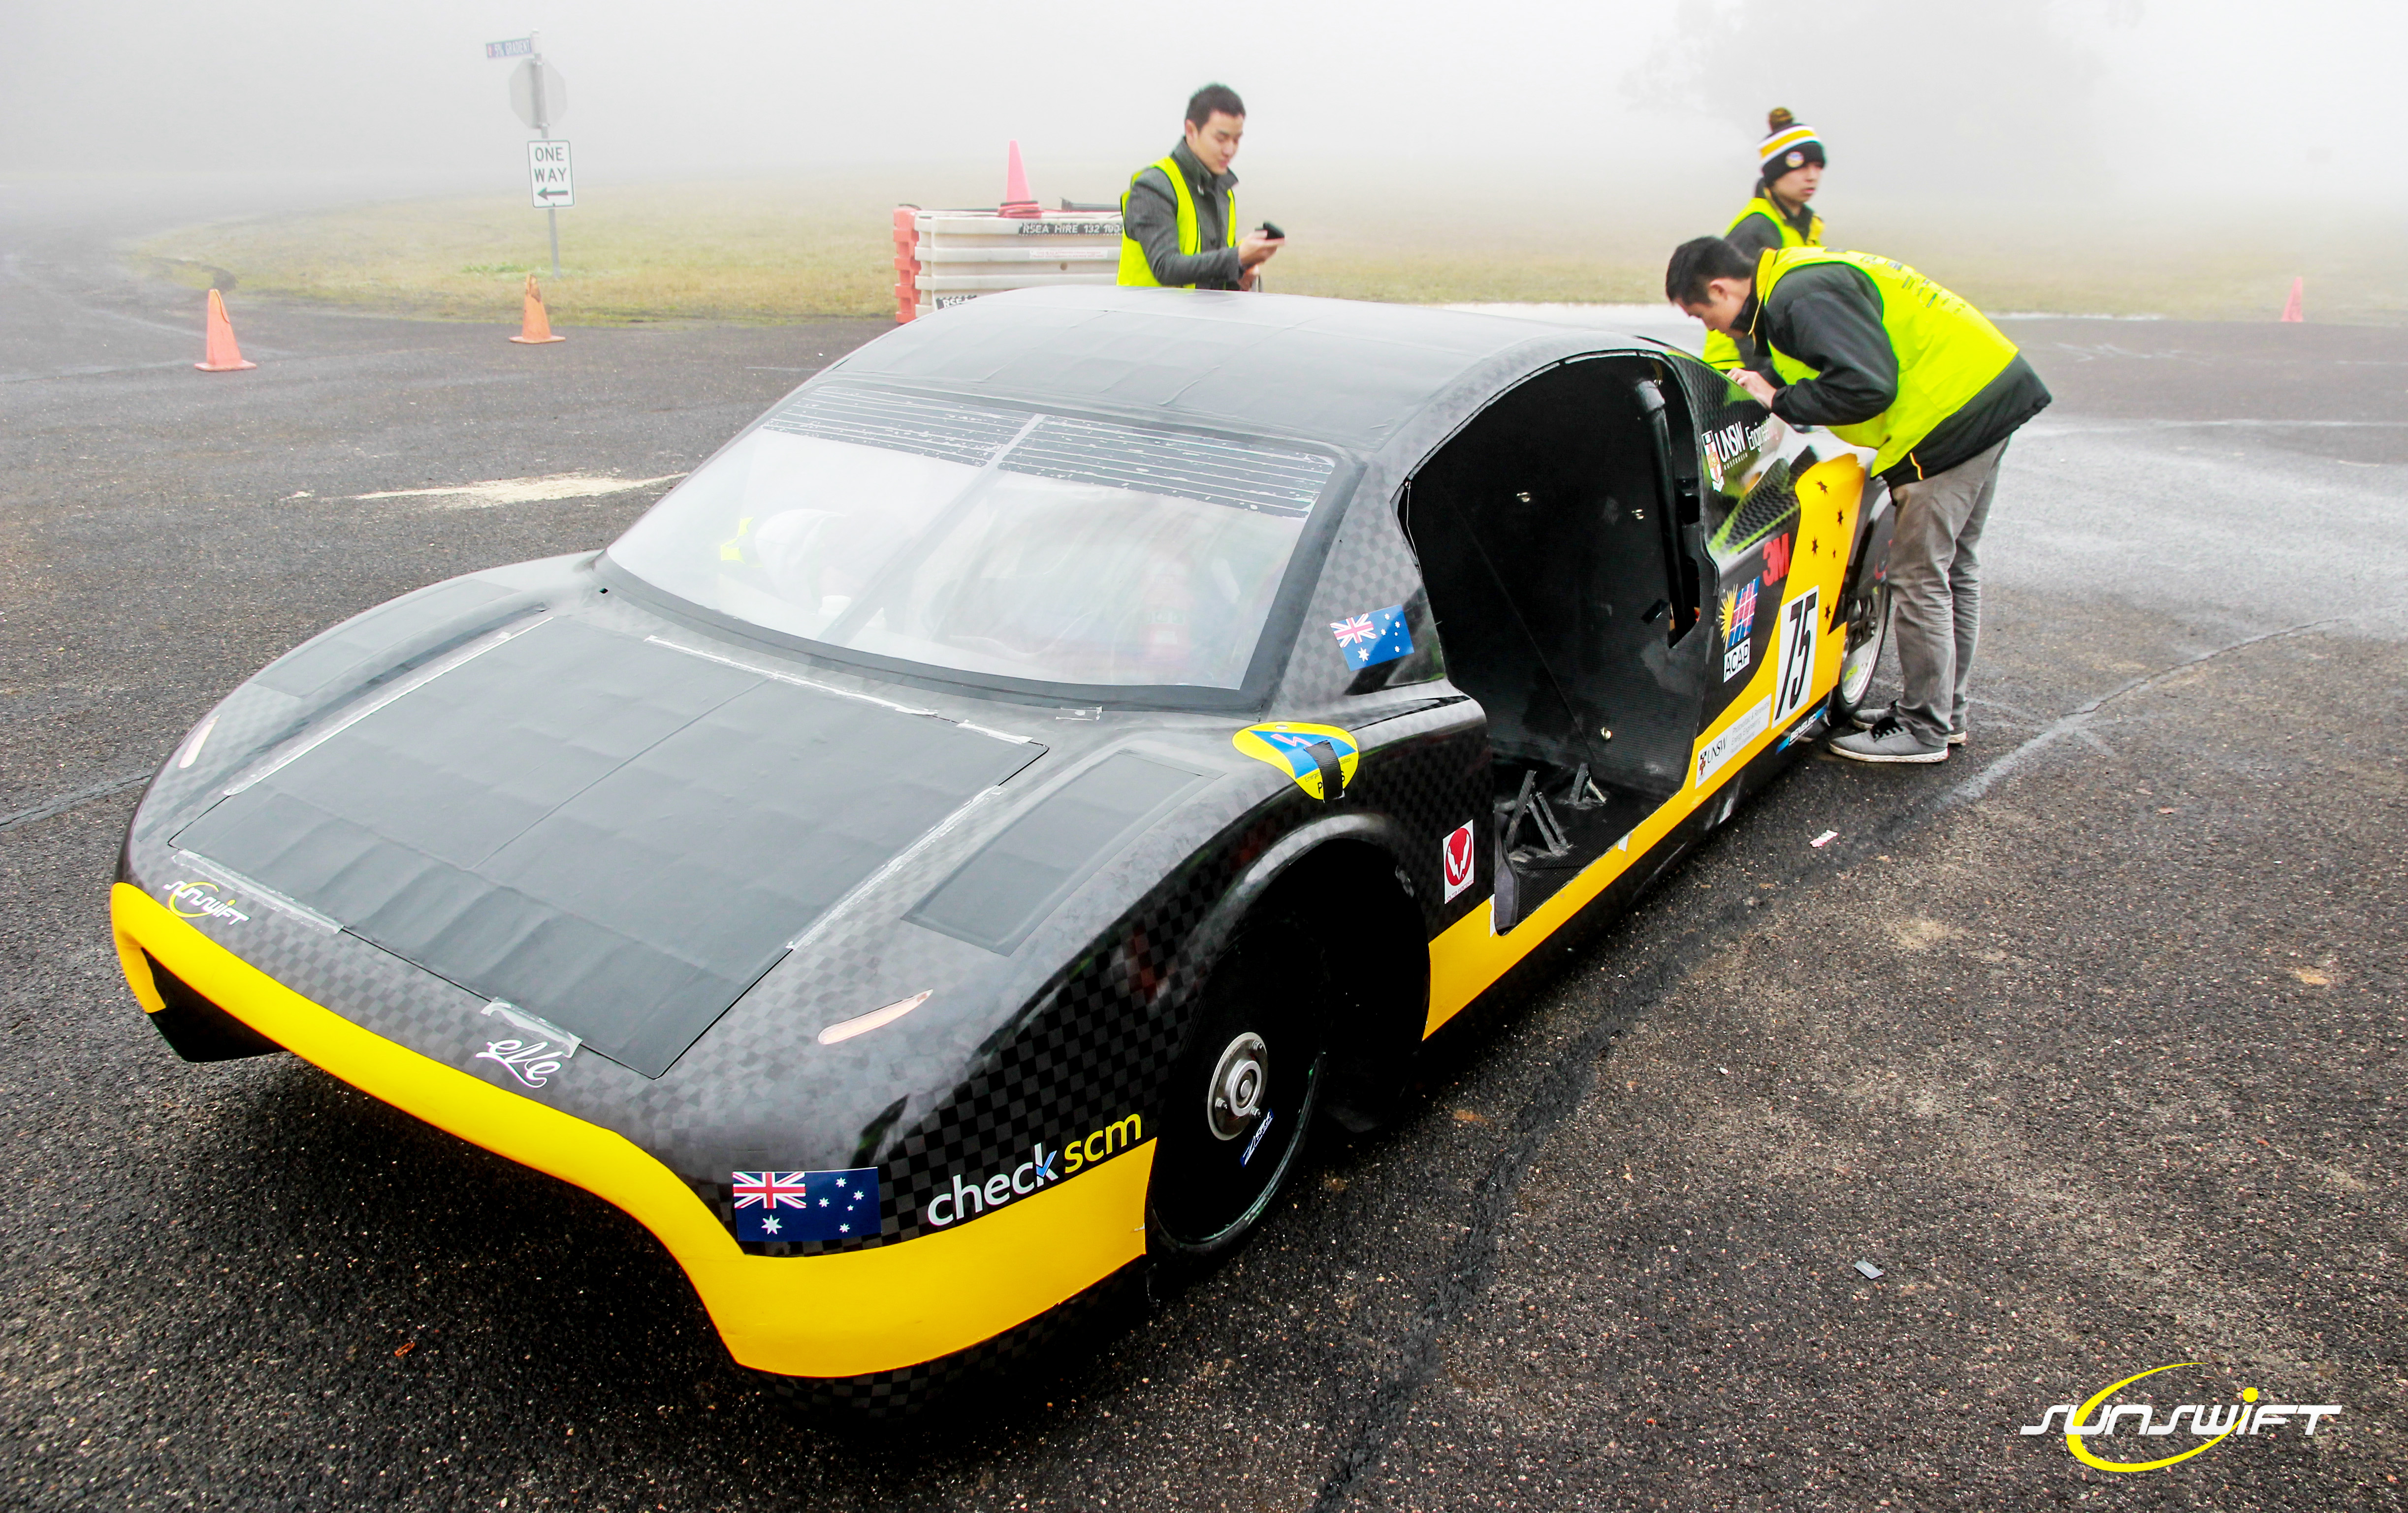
760,387,1029,468
1000,416,1333,517
832,287,1622,451
760,384,1334,516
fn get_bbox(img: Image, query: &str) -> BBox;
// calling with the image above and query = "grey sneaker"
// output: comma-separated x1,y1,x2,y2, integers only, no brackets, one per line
1851,703,1966,745
1831,714,1950,764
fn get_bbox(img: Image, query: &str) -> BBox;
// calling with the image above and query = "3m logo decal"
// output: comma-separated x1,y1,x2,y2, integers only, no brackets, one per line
1762,532,1794,584
1442,821,1476,902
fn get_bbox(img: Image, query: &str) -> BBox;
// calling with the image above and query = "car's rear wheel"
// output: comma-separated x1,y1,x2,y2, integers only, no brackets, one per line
1147,913,1327,1260
1831,583,1891,719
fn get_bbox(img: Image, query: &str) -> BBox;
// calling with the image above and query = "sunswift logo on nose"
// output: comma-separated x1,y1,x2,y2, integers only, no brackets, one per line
164,878,251,924
2020,1363,2340,1472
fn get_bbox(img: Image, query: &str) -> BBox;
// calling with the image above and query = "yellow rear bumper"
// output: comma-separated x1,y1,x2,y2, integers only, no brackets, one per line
110,883,1151,1379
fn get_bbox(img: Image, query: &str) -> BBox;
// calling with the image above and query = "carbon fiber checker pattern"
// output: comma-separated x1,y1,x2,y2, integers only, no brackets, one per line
871,698,1488,1246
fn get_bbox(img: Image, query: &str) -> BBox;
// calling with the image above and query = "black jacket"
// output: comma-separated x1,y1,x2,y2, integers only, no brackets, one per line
1743,262,2052,485
1124,141,1243,290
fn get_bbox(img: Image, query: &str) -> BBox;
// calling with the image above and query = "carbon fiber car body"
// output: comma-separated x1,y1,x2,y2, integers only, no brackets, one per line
112,288,1886,1403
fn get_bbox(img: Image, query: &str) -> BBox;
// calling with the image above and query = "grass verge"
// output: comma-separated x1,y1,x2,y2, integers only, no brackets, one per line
136,176,2407,327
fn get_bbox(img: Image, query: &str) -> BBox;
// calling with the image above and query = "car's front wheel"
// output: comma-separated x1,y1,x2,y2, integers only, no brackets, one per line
1147,913,1327,1261
1831,583,1891,720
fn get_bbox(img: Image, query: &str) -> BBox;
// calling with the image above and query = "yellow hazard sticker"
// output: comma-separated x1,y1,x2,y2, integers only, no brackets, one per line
1232,722,1360,800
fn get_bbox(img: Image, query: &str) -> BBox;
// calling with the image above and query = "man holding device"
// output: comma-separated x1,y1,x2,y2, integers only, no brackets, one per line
1119,83,1285,291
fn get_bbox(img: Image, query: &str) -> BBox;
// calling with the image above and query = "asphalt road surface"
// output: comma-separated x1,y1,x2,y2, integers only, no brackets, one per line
3,183,2403,1512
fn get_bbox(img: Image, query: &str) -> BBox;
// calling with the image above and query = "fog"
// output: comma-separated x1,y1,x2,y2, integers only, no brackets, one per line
0,0,2391,209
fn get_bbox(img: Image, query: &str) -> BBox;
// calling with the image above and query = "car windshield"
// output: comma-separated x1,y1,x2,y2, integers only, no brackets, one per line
606,385,1335,691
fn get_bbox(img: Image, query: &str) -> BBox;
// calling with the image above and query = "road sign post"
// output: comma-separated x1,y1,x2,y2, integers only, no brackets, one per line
528,141,575,210
489,31,571,279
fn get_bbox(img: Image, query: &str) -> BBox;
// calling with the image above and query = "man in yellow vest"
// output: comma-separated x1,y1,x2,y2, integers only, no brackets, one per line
1666,237,2053,763
1702,108,1827,374
1119,84,1284,291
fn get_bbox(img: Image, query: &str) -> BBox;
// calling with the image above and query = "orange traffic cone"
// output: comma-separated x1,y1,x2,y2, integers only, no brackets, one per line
510,272,566,344
194,288,257,372
999,140,1040,219
2280,277,2304,323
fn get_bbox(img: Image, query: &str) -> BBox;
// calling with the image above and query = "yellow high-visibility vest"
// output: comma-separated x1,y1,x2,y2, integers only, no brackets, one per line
1749,248,2020,479
1118,156,1237,287
1732,194,1823,251
1703,196,1823,372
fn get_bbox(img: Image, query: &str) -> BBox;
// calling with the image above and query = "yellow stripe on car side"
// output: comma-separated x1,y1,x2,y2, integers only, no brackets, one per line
1793,454,1868,697
1423,454,1864,1037
110,883,1151,1380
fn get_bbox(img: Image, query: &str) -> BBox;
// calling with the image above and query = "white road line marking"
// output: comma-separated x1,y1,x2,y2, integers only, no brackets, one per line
347,472,685,507
1940,619,2333,810
2024,419,2408,436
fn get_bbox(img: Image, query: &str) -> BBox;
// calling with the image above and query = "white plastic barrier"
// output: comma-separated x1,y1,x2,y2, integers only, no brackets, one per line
905,210,1122,320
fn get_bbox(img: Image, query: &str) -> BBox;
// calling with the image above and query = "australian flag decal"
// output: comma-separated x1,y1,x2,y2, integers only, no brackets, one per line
732,1168,879,1242
1330,604,1414,669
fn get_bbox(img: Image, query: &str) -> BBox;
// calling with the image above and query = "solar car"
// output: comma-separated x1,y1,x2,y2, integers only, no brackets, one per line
111,287,1894,1405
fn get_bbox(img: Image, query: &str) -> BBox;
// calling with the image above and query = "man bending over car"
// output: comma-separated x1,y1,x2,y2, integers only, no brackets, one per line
1667,236,2052,763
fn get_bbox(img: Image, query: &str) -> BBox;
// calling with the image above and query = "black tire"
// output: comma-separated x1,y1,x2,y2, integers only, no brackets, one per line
1830,583,1891,720
1146,913,1328,1261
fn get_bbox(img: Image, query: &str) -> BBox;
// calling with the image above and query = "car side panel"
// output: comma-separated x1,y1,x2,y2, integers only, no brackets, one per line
866,703,1489,1252
1421,451,1865,1037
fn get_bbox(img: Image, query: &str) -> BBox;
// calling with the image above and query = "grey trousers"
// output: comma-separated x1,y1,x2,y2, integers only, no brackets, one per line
1886,439,2007,745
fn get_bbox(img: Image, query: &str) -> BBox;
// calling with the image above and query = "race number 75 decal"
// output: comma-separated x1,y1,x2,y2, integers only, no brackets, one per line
1774,586,1820,723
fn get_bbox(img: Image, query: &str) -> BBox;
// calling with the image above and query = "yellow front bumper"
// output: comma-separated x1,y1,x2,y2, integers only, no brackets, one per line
110,883,1152,1379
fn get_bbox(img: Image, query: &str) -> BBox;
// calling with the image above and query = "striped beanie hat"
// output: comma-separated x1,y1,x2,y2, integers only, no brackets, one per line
1758,107,1826,178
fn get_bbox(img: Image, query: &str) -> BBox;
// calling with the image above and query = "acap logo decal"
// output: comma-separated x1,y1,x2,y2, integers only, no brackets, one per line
1233,723,1358,800
164,878,252,924
2020,1362,2341,1472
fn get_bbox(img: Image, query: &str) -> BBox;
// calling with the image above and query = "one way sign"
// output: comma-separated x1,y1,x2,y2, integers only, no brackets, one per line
527,140,575,209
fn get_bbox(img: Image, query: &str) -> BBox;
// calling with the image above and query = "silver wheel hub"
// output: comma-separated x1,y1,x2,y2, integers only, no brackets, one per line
1206,1032,1270,1141
1840,599,1885,703
1840,637,1878,702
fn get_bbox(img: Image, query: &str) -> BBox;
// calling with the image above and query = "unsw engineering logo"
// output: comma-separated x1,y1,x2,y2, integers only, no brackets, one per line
2020,1362,2341,1472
